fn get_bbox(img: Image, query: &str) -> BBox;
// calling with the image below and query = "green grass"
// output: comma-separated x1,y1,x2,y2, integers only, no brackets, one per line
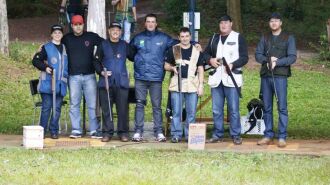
0,148,329,185
1,41,330,139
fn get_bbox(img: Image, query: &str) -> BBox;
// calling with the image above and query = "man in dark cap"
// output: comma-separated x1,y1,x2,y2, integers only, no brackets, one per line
93,22,135,142
203,15,248,145
255,12,297,148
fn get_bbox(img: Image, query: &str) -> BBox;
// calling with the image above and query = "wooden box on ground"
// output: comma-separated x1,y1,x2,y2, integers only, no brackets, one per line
23,126,44,149
188,123,206,150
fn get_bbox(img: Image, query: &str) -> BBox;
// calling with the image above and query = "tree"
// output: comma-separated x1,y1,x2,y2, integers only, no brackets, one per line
87,0,106,39
0,0,9,56
226,0,243,33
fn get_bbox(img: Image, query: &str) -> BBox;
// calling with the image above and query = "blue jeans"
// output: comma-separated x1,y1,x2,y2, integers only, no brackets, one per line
170,92,198,139
211,83,241,139
120,19,131,43
134,80,163,136
40,93,64,135
261,76,288,139
69,74,99,134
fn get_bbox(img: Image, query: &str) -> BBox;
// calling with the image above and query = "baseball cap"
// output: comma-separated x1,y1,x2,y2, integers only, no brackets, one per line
71,15,84,25
108,22,122,29
219,15,232,22
269,12,282,20
50,24,63,33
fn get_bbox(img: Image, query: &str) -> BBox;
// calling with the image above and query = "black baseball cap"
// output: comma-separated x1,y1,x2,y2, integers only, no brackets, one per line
269,12,282,20
50,24,63,33
219,15,232,22
108,22,122,29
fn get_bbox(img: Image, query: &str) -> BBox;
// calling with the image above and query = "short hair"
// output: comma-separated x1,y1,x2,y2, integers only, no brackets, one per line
179,27,191,35
145,14,157,22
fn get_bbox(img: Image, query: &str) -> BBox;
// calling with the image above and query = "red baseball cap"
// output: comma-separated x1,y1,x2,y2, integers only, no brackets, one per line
71,15,84,25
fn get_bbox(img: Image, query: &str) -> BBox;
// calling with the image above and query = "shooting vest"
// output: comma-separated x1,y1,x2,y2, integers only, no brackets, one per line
38,42,68,96
260,31,291,77
208,31,243,88
168,44,201,93
98,40,129,88
115,0,134,23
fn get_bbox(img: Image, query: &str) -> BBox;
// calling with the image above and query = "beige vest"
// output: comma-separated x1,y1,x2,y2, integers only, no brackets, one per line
169,44,200,93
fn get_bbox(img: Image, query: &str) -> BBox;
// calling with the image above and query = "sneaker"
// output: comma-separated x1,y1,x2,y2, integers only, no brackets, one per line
257,137,273,145
50,134,59,139
233,137,242,145
69,133,82,139
132,133,143,142
171,137,180,143
278,139,287,148
90,131,103,139
156,133,166,142
207,137,224,143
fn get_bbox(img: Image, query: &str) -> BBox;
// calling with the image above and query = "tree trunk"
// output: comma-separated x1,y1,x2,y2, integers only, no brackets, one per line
0,0,9,56
327,19,330,51
87,0,106,39
226,0,243,33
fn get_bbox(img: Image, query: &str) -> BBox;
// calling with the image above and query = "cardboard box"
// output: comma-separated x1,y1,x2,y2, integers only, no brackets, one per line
23,126,44,149
188,123,206,150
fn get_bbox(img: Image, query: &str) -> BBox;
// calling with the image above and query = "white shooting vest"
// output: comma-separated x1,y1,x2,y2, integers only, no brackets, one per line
168,44,201,93
208,31,243,88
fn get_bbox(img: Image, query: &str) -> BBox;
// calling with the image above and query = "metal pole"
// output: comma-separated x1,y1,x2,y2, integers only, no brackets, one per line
189,0,196,41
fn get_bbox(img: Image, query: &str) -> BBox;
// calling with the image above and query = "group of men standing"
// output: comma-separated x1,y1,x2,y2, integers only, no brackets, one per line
32,10,296,148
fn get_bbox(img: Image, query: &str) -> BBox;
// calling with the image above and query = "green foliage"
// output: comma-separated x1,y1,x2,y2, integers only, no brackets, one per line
9,41,40,64
0,148,330,184
7,0,58,18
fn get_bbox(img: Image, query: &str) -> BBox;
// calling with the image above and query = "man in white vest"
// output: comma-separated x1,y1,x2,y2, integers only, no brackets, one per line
203,15,248,145
164,27,204,143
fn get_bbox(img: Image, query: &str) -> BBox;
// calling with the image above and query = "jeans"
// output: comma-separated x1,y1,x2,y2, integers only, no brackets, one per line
40,93,64,135
211,83,241,139
261,76,288,139
134,80,163,136
121,19,131,43
69,74,99,134
170,92,198,139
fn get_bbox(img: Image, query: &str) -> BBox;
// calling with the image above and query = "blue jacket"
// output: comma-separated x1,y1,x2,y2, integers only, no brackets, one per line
38,42,68,96
98,40,129,88
130,30,174,81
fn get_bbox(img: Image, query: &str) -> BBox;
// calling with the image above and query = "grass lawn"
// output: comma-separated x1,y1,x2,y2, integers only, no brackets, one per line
0,148,329,185
1,42,330,139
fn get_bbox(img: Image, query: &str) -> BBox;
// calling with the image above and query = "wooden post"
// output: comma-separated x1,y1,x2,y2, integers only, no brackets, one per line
327,19,330,51
0,0,9,56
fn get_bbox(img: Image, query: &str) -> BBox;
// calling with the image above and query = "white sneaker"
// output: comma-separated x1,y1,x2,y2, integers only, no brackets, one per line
132,133,143,142
156,133,166,142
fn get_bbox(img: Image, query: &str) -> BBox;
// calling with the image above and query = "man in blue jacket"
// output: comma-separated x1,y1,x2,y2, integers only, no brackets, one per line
129,14,174,142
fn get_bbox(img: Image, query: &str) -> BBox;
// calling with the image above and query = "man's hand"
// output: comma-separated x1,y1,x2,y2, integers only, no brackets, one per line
101,71,112,77
172,66,178,75
46,67,53,74
59,6,65,13
267,56,277,70
195,44,202,51
209,58,221,68
197,84,204,96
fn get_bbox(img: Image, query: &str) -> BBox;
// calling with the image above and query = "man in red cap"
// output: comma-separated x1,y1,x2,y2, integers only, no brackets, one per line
62,15,104,139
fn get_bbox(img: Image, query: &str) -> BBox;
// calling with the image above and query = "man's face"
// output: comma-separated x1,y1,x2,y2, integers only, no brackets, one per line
219,20,232,35
72,23,84,35
108,27,122,40
145,17,157,32
51,30,63,42
269,18,282,31
178,31,191,46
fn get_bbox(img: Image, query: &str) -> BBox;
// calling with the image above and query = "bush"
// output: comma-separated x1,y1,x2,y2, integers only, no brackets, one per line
309,33,330,66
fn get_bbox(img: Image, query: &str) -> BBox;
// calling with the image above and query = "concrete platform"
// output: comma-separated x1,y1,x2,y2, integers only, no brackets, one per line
1,135,330,156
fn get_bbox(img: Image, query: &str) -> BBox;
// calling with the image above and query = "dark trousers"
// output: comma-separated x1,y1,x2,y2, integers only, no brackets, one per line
99,87,129,137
